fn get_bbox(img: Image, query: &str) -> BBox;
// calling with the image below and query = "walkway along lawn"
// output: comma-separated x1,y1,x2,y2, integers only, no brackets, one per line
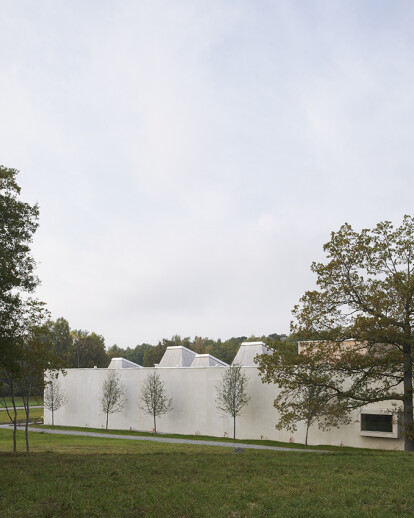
9,425,321,453
27,423,352,451
0,429,413,517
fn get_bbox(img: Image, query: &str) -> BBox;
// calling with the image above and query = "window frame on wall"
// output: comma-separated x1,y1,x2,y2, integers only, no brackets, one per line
359,408,399,439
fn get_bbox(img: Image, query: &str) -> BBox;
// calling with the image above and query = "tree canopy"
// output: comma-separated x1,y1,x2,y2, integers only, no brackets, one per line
0,166,39,371
0,167,69,451
257,216,414,451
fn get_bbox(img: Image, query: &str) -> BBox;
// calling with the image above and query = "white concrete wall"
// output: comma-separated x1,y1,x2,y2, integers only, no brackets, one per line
44,367,405,450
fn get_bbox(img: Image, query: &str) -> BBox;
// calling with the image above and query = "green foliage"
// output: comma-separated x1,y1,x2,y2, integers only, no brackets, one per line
70,330,108,368
0,166,40,371
257,216,414,451
0,168,62,451
142,342,167,367
0,167,39,300
47,318,73,365
259,340,348,446
40,318,109,368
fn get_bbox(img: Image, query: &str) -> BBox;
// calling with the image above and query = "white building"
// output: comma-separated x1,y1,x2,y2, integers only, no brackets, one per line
45,341,404,450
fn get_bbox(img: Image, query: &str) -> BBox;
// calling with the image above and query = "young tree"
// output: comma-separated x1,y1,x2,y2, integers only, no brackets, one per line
139,371,173,434
216,363,250,439
100,371,127,430
44,376,68,427
257,216,414,451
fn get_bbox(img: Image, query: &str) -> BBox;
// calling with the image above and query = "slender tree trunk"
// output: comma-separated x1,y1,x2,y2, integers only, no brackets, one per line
305,422,309,447
233,415,236,440
11,386,17,453
403,347,414,451
106,412,109,430
13,420,17,452
25,412,29,452
22,390,30,452
153,412,156,434
51,383,54,427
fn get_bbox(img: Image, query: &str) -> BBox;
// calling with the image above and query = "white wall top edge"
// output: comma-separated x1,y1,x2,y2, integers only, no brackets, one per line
193,353,228,366
240,341,266,346
164,346,197,354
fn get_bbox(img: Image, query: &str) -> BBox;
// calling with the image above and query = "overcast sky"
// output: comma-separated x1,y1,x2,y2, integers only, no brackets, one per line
1,1,414,348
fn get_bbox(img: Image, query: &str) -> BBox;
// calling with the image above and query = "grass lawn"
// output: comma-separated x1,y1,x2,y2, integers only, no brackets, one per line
0,407,43,425
0,396,43,408
0,429,413,517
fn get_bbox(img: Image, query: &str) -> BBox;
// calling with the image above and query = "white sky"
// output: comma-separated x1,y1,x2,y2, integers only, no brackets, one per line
1,1,414,348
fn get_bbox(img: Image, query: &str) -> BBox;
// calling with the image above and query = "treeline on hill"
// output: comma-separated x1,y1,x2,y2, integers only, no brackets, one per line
43,318,289,368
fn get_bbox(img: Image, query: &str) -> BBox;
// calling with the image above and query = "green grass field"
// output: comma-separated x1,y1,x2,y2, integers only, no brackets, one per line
0,429,413,517
0,396,43,408
0,407,43,424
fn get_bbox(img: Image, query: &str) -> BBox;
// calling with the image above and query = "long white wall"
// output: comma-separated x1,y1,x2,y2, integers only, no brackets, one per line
44,366,405,450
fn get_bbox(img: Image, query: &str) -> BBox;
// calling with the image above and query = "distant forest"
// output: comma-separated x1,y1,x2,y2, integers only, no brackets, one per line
107,333,288,367
43,317,289,368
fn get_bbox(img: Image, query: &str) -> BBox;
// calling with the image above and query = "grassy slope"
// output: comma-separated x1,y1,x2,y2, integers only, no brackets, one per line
0,429,413,518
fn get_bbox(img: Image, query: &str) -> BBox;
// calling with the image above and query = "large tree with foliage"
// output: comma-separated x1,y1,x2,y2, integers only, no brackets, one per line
0,167,53,451
70,330,108,368
48,317,73,366
0,167,39,370
260,345,347,446
258,216,414,451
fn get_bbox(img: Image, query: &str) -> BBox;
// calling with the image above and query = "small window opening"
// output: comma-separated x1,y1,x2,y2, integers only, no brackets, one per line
361,413,393,433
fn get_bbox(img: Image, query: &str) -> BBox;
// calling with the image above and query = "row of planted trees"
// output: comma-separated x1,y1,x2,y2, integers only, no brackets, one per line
46,365,251,439
44,372,173,433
